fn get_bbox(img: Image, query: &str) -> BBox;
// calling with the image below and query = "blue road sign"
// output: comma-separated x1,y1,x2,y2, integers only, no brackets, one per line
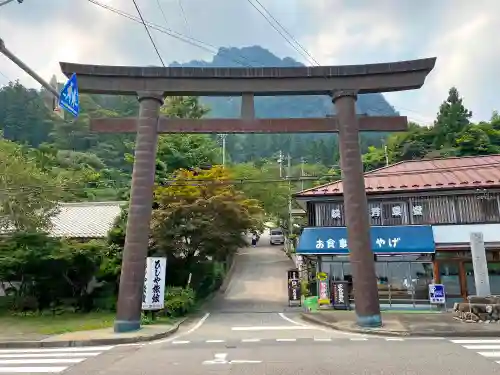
58,73,79,117
428,284,446,304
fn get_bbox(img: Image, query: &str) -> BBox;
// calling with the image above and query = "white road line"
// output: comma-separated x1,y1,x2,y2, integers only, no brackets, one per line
276,313,370,337
277,313,309,327
0,352,101,358
313,338,332,342
478,352,500,357
451,339,500,344
172,341,190,345
0,358,85,364
241,339,261,342
385,338,404,341
152,312,210,344
206,340,225,343
0,367,67,373
0,347,112,354
232,326,311,331
276,338,296,342
463,345,500,350
350,338,368,341
230,360,262,364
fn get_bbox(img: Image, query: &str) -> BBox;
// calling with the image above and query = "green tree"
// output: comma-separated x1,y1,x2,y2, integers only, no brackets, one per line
152,166,262,262
0,232,108,311
433,87,472,148
0,138,61,231
230,162,289,220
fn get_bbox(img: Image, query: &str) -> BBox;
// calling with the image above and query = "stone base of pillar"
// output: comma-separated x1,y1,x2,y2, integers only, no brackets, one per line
356,314,382,328
114,320,141,333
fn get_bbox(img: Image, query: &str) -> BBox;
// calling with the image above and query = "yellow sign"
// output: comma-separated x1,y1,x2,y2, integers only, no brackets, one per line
316,272,328,281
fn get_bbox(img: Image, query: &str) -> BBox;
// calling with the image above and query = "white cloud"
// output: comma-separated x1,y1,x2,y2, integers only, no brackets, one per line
0,0,498,122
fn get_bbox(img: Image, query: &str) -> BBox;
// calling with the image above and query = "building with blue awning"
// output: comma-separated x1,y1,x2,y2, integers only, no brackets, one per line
297,225,435,255
292,155,500,309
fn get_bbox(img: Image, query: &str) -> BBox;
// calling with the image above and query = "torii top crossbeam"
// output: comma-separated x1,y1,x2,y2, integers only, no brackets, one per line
59,58,436,96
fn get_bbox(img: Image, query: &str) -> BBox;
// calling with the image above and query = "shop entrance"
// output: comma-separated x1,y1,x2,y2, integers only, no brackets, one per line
435,251,500,304
320,255,434,307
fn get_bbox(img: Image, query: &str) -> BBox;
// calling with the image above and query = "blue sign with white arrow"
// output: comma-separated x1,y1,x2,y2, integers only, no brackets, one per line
58,73,79,117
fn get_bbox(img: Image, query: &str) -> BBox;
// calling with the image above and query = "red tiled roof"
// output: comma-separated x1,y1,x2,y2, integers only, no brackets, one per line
296,154,500,197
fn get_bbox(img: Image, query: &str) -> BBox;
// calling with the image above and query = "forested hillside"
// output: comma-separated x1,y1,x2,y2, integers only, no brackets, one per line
171,46,398,163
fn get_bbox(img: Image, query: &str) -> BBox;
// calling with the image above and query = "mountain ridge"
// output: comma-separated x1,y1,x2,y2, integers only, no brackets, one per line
170,45,398,118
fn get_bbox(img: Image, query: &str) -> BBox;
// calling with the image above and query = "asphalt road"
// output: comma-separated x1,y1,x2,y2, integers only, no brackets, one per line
5,231,500,374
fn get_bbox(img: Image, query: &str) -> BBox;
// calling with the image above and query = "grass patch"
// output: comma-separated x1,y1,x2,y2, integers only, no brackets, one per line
0,311,176,336
0,311,115,336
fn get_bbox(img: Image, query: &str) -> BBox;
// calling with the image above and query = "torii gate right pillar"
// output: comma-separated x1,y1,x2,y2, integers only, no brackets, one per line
333,90,381,326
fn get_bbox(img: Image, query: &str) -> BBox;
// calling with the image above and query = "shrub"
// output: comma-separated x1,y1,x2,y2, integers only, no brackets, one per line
164,286,195,317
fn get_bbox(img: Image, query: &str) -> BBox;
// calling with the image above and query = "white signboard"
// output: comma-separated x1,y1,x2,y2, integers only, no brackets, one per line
470,232,491,297
142,257,167,310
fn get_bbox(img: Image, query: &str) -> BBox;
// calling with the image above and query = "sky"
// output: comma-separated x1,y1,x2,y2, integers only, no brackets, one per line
0,0,498,125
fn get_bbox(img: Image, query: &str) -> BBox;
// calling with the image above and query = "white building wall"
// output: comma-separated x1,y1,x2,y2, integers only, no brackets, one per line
432,223,500,245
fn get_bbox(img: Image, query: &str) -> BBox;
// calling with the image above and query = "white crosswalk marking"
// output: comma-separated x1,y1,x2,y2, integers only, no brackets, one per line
451,339,500,366
0,346,114,373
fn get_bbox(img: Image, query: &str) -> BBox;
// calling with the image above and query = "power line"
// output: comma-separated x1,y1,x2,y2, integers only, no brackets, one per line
87,0,255,67
155,0,170,28
0,173,341,194
131,0,166,67
86,0,433,122
178,0,190,34
249,0,320,66
245,0,316,66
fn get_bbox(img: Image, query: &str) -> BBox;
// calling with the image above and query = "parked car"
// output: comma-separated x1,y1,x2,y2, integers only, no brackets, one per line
270,228,285,245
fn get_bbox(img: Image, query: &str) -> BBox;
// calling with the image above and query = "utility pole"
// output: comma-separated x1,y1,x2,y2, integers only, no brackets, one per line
381,138,389,166
0,38,59,100
278,150,283,178
300,157,305,191
287,153,293,248
219,134,227,167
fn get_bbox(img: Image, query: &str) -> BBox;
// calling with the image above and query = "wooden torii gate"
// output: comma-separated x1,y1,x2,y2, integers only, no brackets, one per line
60,58,436,332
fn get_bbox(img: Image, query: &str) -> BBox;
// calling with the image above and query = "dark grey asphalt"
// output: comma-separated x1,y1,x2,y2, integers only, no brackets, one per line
6,231,500,374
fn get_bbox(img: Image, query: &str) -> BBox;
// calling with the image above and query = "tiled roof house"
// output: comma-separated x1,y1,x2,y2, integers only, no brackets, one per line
295,154,500,198
50,201,125,239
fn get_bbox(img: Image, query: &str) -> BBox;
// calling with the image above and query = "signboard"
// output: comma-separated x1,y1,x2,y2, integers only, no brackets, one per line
142,257,167,310
58,73,79,117
316,272,328,281
428,284,446,304
332,280,350,310
470,232,491,296
296,225,435,255
318,278,330,305
287,269,301,306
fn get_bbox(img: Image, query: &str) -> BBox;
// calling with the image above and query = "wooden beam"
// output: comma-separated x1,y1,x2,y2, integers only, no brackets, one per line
90,116,408,134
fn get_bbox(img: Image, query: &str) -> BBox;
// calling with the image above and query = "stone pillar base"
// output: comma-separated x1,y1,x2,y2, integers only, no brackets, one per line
114,320,141,333
356,314,382,328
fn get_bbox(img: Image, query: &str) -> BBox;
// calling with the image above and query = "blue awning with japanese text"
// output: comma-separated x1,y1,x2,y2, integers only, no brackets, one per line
296,225,435,255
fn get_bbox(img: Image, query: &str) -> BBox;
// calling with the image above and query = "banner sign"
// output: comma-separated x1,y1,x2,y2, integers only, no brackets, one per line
288,269,301,306
332,280,350,310
318,276,330,305
142,257,167,310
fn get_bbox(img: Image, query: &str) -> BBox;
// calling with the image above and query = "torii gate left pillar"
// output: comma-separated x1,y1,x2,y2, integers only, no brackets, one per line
114,92,163,333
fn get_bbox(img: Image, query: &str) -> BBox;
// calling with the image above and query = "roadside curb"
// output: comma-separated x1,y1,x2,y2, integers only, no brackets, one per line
219,252,238,294
300,313,500,338
0,317,188,349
